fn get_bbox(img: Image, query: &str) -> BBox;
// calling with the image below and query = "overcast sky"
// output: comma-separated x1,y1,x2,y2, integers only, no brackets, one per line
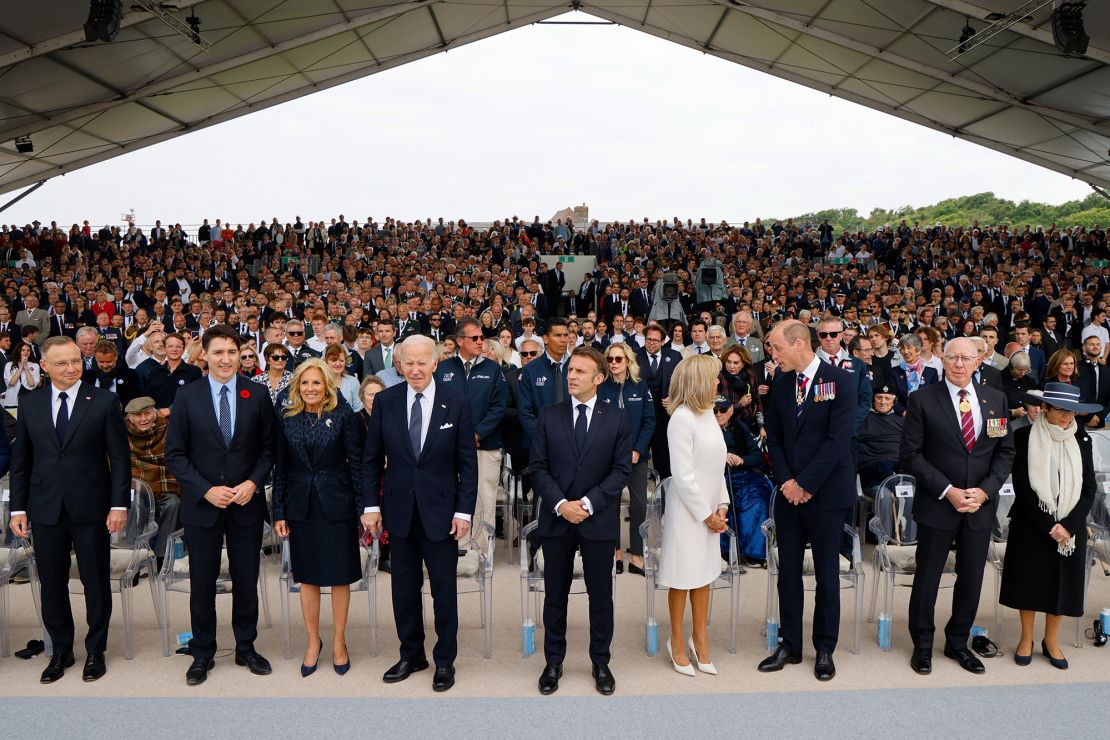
3,12,1095,229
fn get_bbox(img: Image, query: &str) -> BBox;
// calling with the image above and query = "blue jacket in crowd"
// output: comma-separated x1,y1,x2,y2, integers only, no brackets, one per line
435,355,508,451
597,377,656,457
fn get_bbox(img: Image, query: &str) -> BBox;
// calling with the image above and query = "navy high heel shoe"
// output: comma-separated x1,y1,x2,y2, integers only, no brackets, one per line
334,643,351,676
301,639,322,678
1041,640,1068,670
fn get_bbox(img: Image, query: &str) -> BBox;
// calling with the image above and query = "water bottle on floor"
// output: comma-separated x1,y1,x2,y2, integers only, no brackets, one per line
522,619,535,656
766,617,779,652
877,613,892,650
1100,608,1110,635
647,618,658,655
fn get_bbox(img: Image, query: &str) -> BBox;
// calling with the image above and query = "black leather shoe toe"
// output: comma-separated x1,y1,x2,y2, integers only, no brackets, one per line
82,652,106,682
757,646,802,672
235,651,272,675
943,644,985,674
592,663,615,695
186,657,215,686
814,651,835,681
432,666,455,692
910,647,932,675
383,658,429,683
538,664,562,695
40,651,75,684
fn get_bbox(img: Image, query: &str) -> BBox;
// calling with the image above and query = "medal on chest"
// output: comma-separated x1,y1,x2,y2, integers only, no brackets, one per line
959,398,971,413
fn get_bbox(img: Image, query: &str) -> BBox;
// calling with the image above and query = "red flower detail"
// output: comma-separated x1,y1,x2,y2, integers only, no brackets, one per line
239,389,251,399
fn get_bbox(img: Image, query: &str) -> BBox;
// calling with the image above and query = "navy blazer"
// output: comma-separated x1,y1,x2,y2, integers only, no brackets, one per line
764,360,857,511
635,345,682,408
517,354,569,444
10,384,131,525
272,402,363,523
361,382,478,542
529,398,632,540
435,356,508,450
597,377,655,456
888,364,940,415
165,375,277,528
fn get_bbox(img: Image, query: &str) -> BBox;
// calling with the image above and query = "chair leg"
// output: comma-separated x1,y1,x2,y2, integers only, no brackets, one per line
729,577,740,655
867,553,880,623
258,553,272,629
121,575,135,660
0,580,10,658
280,576,292,661
368,576,378,657
160,580,172,657
484,580,493,659
27,559,52,657
993,565,1004,641
852,571,864,656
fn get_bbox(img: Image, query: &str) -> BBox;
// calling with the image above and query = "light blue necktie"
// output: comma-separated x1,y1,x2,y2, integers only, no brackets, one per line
218,385,233,446
409,392,424,457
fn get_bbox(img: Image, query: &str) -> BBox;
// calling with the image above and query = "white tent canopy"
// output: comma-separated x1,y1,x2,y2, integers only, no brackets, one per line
1,0,1108,196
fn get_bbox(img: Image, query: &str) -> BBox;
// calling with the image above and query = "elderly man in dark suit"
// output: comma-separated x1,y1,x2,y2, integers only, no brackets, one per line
635,322,681,478
8,337,131,683
362,334,478,693
761,320,856,682
901,336,1015,675
529,346,631,696
165,325,277,686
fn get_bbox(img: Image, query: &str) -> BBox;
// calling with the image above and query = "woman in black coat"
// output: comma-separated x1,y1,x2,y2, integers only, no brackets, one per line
272,359,363,677
999,383,1098,670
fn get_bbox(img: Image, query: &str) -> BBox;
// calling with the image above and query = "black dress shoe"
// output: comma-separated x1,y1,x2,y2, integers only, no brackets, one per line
538,664,562,695
592,664,615,695
943,644,985,674
628,563,646,577
40,651,75,683
382,657,429,683
615,560,624,575
910,647,932,675
82,653,106,682
432,665,455,692
186,657,215,686
757,646,802,672
378,559,391,574
814,651,835,681
235,650,272,675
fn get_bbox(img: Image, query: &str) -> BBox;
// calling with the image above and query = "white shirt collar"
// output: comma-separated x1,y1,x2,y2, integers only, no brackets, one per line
944,377,975,397
407,378,436,405
51,379,81,404
799,354,822,380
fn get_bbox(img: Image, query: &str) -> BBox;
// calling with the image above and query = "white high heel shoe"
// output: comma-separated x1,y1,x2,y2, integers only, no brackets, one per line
667,639,695,677
688,637,718,675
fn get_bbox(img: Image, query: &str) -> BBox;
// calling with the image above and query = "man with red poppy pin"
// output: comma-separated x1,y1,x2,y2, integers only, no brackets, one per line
166,324,277,686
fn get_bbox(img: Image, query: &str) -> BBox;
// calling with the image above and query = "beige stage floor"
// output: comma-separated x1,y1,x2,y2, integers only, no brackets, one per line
2,541,1108,698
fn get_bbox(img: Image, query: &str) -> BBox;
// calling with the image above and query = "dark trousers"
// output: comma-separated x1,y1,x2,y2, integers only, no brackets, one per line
184,510,263,661
649,412,671,479
540,528,614,667
774,498,848,654
908,518,991,651
34,505,111,655
389,503,458,667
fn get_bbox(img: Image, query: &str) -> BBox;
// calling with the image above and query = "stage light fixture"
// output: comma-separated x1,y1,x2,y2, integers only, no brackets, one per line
84,0,124,43
1051,1,1089,56
186,13,202,45
14,136,33,154
958,20,976,54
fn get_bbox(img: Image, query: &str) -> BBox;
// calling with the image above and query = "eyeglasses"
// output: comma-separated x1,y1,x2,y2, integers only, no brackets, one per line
463,335,483,342
270,355,289,361
520,350,539,357
943,354,978,364
817,331,841,339
607,356,625,364
287,331,304,336
713,405,731,413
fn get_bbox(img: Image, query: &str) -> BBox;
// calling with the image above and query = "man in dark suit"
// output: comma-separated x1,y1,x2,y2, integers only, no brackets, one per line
761,320,856,682
165,325,277,686
8,337,131,683
284,320,320,368
1075,335,1110,428
636,322,681,478
364,320,398,375
575,274,596,317
901,336,1015,675
82,340,142,410
362,335,477,693
1013,323,1046,383
814,317,872,432
529,346,631,696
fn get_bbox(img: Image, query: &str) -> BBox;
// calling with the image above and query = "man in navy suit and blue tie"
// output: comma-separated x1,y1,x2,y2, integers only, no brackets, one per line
761,320,856,681
529,346,632,696
165,325,277,686
362,335,478,693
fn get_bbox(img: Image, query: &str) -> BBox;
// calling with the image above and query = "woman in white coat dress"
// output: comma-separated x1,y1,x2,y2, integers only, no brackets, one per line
658,354,729,676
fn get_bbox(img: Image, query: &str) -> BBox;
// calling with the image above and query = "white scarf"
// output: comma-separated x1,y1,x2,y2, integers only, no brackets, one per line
1027,414,1082,556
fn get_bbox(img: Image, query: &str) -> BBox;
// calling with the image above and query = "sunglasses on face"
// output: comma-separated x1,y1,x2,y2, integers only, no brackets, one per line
270,355,289,361
713,404,731,414
287,331,304,336
607,356,625,364
463,334,483,342
520,350,539,357
817,331,841,339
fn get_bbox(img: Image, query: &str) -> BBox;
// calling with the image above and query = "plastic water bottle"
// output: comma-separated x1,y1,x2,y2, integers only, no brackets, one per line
971,624,988,639
646,619,658,656
174,540,185,559
176,631,192,647
1100,608,1110,635
522,619,535,656
877,613,892,650
766,617,779,652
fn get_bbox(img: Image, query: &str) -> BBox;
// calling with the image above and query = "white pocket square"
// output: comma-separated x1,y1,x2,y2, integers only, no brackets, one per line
439,422,454,430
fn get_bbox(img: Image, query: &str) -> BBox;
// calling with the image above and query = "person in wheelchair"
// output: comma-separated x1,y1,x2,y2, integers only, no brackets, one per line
856,385,902,490
714,396,771,568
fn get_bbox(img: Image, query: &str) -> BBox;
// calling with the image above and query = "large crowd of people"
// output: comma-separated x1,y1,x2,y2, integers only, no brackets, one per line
1,213,1107,692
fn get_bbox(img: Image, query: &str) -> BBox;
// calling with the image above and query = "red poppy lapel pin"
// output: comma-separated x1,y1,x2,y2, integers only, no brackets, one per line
239,389,251,399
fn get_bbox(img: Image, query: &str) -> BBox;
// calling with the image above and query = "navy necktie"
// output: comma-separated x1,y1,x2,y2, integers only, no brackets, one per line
575,403,588,452
56,391,69,445
553,362,565,402
409,392,424,457
218,386,233,446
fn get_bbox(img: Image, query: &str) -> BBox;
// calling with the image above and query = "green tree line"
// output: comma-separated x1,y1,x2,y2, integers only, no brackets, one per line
789,191,1110,232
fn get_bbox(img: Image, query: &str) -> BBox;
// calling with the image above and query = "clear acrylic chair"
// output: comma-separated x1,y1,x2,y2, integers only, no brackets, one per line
502,462,531,565
157,527,272,657
0,486,48,658
1076,481,1110,647
640,476,742,656
867,474,956,650
987,476,1016,639
519,519,616,657
279,523,380,660
762,492,867,655
67,479,160,659
423,520,495,658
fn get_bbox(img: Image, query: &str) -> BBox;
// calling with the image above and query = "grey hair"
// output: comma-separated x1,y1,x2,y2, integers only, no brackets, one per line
398,334,435,360
942,336,978,355
1009,351,1031,372
706,325,727,339
75,326,99,341
324,322,342,335
286,319,305,331
898,333,922,351
967,336,987,353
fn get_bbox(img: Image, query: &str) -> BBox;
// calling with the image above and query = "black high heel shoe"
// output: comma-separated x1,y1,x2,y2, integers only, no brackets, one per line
301,638,323,678
1041,640,1068,670
334,643,351,676
615,559,624,575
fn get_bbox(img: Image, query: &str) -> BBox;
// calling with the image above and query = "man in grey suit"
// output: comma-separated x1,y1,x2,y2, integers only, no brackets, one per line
724,310,764,363
365,320,399,375
15,294,50,349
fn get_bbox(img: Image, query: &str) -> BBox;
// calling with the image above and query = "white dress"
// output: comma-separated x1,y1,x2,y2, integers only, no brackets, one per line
658,405,729,589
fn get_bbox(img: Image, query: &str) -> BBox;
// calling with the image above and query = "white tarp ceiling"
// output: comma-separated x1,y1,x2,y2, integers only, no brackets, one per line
0,0,1108,196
